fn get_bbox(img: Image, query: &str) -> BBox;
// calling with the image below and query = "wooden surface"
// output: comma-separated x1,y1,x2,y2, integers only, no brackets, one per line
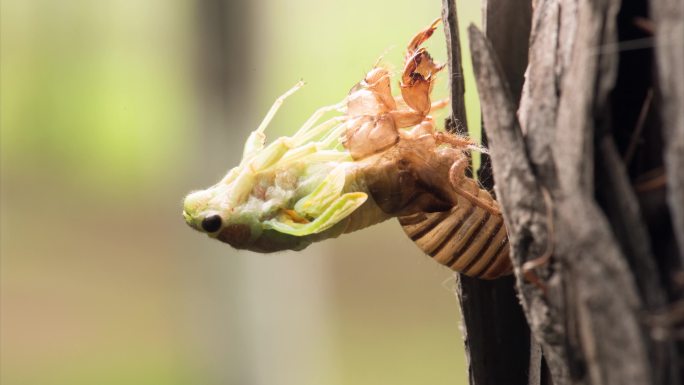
441,1,533,384
466,0,684,384
441,0,468,134
651,0,684,264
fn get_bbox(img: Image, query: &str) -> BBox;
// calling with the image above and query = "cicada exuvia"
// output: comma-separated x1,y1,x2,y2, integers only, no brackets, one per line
182,19,511,279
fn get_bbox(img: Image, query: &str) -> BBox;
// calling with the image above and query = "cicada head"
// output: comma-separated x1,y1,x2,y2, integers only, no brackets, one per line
182,152,373,252
183,173,259,250
183,81,375,253
182,164,319,253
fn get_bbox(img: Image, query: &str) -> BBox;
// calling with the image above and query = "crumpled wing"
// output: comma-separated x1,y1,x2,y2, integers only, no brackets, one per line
265,192,368,236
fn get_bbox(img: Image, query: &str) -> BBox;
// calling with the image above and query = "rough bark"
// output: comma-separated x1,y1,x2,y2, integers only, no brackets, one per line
650,0,684,263
442,0,468,133
442,1,533,385
444,0,684,384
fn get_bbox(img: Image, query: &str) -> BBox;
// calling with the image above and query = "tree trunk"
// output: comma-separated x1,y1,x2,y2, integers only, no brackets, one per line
442,1,684,384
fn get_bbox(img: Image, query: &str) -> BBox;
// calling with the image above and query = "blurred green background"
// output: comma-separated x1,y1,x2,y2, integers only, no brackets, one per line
1,1,481,384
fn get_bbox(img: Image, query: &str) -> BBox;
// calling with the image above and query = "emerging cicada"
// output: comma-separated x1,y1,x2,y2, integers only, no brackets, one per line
183,19,511,279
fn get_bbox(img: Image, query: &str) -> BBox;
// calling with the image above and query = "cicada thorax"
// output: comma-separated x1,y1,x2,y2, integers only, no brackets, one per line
349,133,512,280
335,18,512,279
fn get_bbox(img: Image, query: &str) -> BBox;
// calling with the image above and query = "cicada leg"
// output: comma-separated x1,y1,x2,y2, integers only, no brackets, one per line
388,93,447,128
405,17,441,58
255,80,306,134
435,131,478,149
447,158,502,217
243,80,305,159
430,98,449,112
318,120,349,149
389,110,427,128
403,117,437,138
292,99,347,141
400,19,445,115
293,116,346,146
455,186,502,216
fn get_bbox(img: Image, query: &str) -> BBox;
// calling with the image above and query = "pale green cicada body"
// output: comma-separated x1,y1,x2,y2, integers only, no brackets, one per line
182,81,390,252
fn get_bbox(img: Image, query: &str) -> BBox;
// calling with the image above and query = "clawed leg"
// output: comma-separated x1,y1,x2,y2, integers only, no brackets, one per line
453,186,502,216
448,157,469,189
342,19,450,160
390,110,426,128
405,17,441,59
400,19,445,115
393,95,447,110
430,98,449,112
388,100,447,130
448,157,502,216
435,131,478,148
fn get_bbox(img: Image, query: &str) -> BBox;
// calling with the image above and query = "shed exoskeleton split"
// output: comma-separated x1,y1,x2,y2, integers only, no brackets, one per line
182,19,511,279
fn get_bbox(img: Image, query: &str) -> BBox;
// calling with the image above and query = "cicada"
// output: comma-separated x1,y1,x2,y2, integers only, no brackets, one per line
183,19,511,279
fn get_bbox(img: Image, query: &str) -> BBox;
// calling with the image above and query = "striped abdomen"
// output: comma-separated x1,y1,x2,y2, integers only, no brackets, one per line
398,179,512,279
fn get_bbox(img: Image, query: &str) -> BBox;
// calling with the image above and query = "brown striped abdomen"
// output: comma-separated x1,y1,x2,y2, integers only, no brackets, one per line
398,179,512,279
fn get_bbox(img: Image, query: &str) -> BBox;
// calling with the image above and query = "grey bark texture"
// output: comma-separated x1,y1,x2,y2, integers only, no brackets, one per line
442,0,684,384
442,1,534,385
651,0,684,264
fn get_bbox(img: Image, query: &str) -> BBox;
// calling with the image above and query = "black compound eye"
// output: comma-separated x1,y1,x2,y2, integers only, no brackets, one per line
201,215,222,233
